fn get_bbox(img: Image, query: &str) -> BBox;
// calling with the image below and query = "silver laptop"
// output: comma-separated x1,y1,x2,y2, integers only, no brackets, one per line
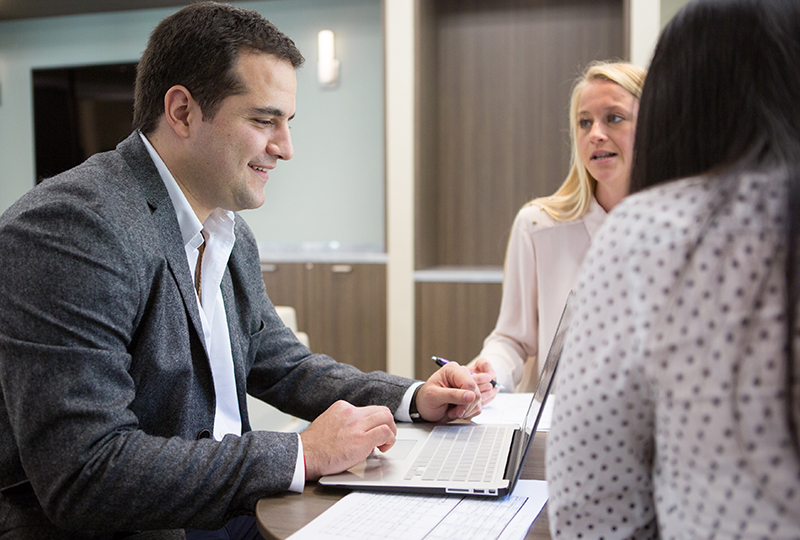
319,293,574,497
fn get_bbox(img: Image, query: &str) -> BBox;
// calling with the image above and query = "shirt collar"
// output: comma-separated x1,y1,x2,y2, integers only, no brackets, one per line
584,196,609,240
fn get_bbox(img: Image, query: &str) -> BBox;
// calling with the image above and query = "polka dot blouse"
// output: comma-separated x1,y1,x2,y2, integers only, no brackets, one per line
546,172,800,539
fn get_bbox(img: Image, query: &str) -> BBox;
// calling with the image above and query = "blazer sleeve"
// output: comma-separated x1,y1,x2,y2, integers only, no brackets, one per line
0,187,289,530
229,218,414,421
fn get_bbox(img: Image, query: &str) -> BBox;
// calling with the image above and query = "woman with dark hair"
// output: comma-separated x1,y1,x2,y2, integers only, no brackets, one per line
546,0,800,537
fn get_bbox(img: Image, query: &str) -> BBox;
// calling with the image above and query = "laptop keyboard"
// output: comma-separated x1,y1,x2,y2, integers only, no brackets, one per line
404,425,506,483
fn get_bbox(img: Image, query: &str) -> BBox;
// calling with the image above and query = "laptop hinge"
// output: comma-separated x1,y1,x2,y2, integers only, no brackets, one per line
502,429,527,480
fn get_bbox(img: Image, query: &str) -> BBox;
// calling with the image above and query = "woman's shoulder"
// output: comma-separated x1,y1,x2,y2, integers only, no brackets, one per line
614,171,784,235
609,176,709,227
619,175,707,207
611,169,785,245
514,203,566,232
513,199,601,235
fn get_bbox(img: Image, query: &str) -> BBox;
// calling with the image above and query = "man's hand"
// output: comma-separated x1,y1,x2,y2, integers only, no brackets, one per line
471,357,499,405
415,361,482,422
301,400,397,481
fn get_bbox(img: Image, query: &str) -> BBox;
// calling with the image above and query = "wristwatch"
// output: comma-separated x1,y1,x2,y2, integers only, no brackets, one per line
408,384,424,422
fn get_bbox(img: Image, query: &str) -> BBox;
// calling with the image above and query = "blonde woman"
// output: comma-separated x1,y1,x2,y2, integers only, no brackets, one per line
473,61,647,399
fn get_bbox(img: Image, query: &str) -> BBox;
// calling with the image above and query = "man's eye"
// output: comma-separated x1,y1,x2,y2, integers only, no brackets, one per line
257,119,274,126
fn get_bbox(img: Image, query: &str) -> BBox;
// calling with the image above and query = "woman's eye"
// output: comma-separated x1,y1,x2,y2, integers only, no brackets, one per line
607,114,624,124
578,119,592,129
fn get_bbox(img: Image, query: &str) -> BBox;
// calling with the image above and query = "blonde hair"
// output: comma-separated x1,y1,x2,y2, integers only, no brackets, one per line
530,61,647,221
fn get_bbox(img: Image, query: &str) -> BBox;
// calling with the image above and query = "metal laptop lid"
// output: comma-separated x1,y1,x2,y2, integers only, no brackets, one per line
505,291,574,492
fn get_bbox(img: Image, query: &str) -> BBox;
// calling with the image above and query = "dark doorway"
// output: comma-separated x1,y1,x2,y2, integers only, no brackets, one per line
32,62,137,182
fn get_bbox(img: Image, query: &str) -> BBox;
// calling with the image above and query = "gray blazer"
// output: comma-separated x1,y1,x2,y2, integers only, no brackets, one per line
0,133,412,537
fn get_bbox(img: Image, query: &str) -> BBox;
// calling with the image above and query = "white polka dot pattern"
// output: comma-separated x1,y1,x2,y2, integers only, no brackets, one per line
546,172,800,539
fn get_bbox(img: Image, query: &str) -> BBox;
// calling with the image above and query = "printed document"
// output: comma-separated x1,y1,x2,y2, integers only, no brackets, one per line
287,479,548,540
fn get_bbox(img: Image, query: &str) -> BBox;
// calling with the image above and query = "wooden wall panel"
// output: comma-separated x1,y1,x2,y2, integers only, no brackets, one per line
416,0,625,268
415,281,503,380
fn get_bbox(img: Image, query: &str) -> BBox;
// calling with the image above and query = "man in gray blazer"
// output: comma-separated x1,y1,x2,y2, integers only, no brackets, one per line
0,3,491,539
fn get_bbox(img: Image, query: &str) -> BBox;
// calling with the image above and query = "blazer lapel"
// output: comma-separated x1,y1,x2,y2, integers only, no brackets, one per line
117,133,207,350
153,206,207,349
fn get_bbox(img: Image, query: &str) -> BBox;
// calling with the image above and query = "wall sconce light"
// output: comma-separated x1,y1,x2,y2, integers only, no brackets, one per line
317,29,340,88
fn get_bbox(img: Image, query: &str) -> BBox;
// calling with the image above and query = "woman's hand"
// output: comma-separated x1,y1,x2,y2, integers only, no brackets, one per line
472,358,500,405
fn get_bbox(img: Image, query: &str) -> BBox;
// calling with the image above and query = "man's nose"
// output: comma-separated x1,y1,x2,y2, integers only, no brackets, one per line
268,128,294,160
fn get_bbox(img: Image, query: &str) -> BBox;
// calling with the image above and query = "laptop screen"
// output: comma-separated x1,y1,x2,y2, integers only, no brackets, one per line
503,292,574,492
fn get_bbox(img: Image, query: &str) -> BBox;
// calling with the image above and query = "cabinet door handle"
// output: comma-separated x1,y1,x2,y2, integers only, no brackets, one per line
331,264,353,274
262,264,277,272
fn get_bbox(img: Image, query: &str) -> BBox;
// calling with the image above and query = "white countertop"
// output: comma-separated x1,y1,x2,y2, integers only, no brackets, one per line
414,266,504,283
258,241,387,264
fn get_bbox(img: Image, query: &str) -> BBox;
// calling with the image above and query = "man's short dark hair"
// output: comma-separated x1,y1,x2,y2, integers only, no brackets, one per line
133,1,305,134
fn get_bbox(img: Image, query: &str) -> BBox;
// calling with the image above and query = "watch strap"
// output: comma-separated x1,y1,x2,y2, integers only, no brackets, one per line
408,384,424,423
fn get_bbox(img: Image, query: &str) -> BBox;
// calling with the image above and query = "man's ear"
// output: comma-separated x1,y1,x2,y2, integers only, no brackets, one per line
163,85,200,138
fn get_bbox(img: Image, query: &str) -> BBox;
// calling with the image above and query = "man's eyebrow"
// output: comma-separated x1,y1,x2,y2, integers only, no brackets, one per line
251,107,295,121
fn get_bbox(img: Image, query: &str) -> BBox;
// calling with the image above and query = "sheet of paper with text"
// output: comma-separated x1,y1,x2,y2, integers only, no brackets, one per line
287,479,548,540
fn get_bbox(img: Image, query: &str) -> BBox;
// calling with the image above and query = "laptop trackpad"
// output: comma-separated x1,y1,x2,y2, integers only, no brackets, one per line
378,439,417,460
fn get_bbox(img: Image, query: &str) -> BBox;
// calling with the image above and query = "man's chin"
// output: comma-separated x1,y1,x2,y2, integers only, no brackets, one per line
231,192,267,212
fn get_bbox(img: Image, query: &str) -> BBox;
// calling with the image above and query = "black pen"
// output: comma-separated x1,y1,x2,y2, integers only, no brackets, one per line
431,356,504,390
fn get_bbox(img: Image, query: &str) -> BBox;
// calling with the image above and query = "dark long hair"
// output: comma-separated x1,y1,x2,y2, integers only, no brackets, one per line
630,0,800,454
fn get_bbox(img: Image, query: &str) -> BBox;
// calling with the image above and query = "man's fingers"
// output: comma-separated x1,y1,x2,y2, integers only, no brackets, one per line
450,398,482,420
427,386,476,407
372,424,397,453
302,402,400,479
428,386,480,419
360,406,397,435
417,362,482,422
350,407,397,452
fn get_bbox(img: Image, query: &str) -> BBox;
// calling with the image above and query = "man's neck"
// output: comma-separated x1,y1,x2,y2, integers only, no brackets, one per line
144,128,214,223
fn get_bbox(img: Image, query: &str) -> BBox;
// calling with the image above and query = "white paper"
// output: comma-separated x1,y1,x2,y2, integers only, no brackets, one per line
287,480,548,540
471,393,553,432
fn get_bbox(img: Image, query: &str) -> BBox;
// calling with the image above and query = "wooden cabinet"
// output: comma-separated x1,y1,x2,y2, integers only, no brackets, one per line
261,263,308,317
262,262,387,373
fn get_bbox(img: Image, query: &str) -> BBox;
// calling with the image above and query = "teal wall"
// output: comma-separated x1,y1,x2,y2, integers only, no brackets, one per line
661,0,690,29
0,0,385,247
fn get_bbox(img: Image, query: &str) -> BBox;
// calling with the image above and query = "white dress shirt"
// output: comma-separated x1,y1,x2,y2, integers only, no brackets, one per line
138,133,307,491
